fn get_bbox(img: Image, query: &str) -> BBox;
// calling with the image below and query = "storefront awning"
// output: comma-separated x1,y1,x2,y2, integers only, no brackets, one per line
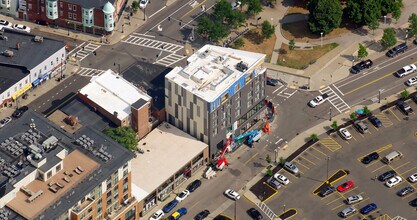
32,78,41,87
12,83,32,100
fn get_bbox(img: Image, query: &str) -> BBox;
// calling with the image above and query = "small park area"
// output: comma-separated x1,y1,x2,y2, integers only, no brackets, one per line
232,28,276,62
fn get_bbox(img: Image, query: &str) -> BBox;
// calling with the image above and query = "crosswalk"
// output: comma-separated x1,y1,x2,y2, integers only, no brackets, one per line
122,33,184,53
154,53,187,66
77,67,105,77
68,42,101,62
319,86,350,113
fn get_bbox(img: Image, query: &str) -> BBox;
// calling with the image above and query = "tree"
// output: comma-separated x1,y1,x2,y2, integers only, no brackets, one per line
400,89,410,99
261,20,275,39
266,167,273,176
408,13,417,38
381,28,397,49
358,43,368,59
197,16,214,38
310,133,318,141
209,21,229,43
391,1,402,23
289,39,296,51
227,10,246,28
368,18,379,35
346,0,381,25
279,157,286,165
363,106,371,116
346,0,363,24
307,0,343,34
213,0,232,21
104,127,138,151
246,0,263,16
350,112,358,121
131,1,140,12
233,38,245,48
331,121,338,130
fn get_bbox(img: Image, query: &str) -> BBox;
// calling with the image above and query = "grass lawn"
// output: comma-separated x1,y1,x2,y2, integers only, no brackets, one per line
276,43,338,70
231,29,276,62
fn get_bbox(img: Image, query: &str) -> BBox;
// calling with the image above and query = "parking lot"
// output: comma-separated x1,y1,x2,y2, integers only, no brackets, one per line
264,99,417,219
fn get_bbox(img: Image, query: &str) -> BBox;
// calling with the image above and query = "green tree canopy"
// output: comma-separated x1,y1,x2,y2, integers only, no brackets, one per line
408,13,417,37
346,0,381,25
381,28,397,49
131,1,140,11
358,43,368,59
368,18,380,35
246,0,263,16
307,0,343,34
391,1,402,22
261,20,275,39
289,39,296,50
104,127,138,151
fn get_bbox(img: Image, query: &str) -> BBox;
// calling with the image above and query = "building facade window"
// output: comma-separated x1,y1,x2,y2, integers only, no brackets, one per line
68,4,72,10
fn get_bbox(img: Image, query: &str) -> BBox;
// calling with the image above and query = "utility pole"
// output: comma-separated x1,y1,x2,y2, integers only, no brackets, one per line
329,107,332,121
326,156,331,183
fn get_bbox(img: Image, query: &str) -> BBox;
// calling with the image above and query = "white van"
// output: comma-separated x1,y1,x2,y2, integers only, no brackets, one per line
382,151,403,164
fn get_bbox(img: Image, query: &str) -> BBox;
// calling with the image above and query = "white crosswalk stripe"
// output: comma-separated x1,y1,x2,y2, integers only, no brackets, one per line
77,67,105,77
277,88,297,98
319,86,350,113
154,53,187,67
122,33,183,53
69,43,101,61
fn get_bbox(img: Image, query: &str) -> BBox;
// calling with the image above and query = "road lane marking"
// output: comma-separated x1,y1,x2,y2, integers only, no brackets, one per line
344,71,394,95
388,109,401,121
244,153,258,165
149,6,166,18
181,0,208,18
272,85,284,94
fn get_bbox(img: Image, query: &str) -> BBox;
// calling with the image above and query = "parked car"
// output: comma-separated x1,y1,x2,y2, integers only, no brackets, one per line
162,200,178,213
354,121,368,134
412,94,417,104
0,19,13,30
139,0,149,8
268,177,281,189
176,190,190,202
346,195,363,204
378,170,397,181
362,152,379,164
406,76,417,86
13,24,31,33
396,100,413,115
12,106,29,118
410,198,417,207
224,189,240,200
149,210,164,220
340,206,356,218
266,78,279,86
386,43,408,57
283,161,299,174
368,116,382,128
231,1,241,9
396,64,417,77
385,176,402,188
337,180,355,192
397,186,414,197
319,186,336,197
194,210,210,220
187,179,202,192
0,117,12,128
350,59,373,74
169,208,187,220
338,128,352,140
408,173,417,182
274,173,289,185
360,203,377,214
247,208,263,220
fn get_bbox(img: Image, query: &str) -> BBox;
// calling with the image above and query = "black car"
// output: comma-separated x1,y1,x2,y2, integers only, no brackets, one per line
378,170,397,181
396,100,413,115
247,208,263,220
368,116,382,128
12,106,29,119
386,43,408,57
194,210,210,220
186,179,202,192
414,38,417,45
350,59,373,74
266,78,279,86
412,94,417,104
362,152,379,164
319,186,336,197
410,198,417,207
397,186,414,197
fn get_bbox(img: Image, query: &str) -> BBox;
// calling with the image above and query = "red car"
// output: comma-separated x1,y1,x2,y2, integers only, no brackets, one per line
337,180,354,192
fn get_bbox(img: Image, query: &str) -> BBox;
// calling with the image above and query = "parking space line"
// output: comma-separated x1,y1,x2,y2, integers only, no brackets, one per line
320,194,339,200
326,196,343,205
311,146,328,157
357,132,364,138
319,137,342,152
356,144,393,162
354,197,370,207
330,203,344,210
365,161,380,167
294,160,310,170
306,151,322,161
400,166,417,176
371,164,387,173
394,161,410,170
376,112,394,127
402,191,416,199
388,164,417,192
370,124,378,131
299,155,317,166
388,108,401,121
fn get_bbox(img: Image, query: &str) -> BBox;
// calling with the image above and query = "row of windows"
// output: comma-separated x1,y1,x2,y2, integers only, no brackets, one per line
68,3,77,11
69,12,77,20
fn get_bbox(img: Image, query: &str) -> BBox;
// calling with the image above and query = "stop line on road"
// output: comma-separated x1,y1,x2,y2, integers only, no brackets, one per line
319,86,350,113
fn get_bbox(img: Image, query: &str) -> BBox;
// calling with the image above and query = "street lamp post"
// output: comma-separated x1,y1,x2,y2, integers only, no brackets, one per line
143,7,146,21
384,15,387,25
274,147,280,164
352,58,355,67
378,89,384,103
283,204,286,213
326,156,331,183
329,107,332,121
320,32,323,47
67,22,70,36
405,30,408,43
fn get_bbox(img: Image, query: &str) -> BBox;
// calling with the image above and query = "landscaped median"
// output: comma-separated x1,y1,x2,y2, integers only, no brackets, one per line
312,169,349,195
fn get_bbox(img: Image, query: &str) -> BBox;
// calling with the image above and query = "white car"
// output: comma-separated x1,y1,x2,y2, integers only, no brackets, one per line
149,209,164,220
308,93,329,107
339,128,352,140
231,1,241,10
346,194,363,204
139,0,149,9
406,76,417,86
224,189,240,200
13,24,31,33
385,176,402,188
409,173,417,183
0,19,13,30
274,173,289,185
396,64,417,77
0,117,12,128
175,189,190,202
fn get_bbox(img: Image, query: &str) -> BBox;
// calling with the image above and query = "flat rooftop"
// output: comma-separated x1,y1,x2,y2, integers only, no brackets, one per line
0,64,29,94
165,45,265,103
79,70,151,120
131,122,207,201
0,29,66,70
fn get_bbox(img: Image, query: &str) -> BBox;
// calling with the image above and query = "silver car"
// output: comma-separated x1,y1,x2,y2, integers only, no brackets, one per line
340,206,356,218
284,161,299,174
346,195,363,204
0,117,12,128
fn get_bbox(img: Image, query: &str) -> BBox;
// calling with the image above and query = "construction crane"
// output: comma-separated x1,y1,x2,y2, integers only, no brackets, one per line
234,130,259,145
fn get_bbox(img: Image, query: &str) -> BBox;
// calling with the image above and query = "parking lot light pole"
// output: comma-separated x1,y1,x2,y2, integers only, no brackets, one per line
326,156,331,183
283,204,286,213
320,32,323,47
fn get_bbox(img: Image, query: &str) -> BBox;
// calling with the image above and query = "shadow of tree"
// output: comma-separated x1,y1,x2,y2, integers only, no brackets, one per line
244,29,264,45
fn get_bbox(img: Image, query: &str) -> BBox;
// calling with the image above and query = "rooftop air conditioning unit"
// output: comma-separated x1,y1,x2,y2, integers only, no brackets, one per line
34,36,43,43
3,50,13,57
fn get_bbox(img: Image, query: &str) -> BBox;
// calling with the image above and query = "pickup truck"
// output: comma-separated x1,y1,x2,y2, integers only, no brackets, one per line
308,93,329,107
350,59,373,74
396,100,413,115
